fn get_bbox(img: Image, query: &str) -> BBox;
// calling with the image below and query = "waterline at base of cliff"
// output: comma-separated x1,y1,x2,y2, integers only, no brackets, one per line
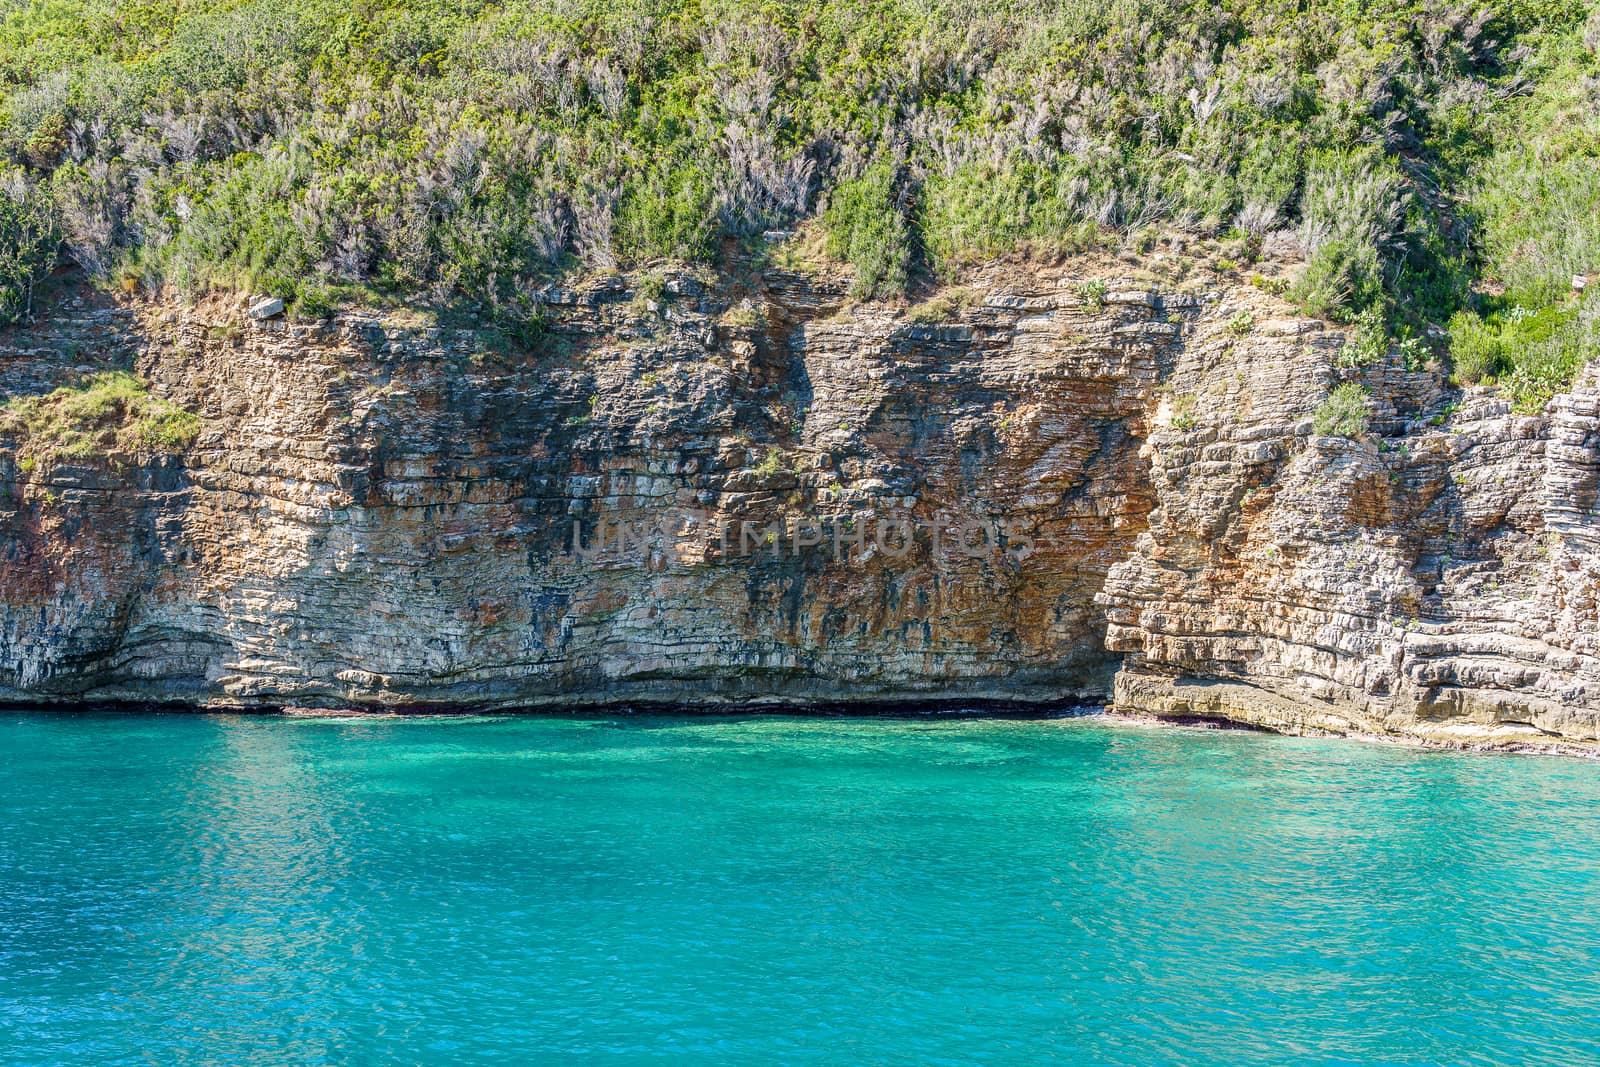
9,689,1600,759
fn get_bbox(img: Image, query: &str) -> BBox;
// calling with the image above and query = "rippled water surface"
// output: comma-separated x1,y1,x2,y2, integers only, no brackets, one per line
4,713,1600,1065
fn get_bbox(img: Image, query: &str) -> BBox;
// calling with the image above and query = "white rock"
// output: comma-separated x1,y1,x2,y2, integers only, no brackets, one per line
248,296,285,320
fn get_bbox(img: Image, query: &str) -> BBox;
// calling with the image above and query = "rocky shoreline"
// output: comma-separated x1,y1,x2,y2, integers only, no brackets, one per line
10,694,1599,759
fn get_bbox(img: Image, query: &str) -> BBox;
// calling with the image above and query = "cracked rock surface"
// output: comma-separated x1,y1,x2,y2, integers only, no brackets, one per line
4,270,1600,751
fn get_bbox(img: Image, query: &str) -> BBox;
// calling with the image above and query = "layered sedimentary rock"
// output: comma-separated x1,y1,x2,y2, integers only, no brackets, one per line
1102,344,1600,749
0,269,1173,709
3,265,1599,749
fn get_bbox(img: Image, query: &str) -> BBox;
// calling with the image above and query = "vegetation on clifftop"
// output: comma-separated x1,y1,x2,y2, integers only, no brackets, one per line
0,0,1596,404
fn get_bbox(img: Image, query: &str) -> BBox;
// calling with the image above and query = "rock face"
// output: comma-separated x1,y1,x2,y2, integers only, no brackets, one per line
1102,356,1600,749
3,267,1599,749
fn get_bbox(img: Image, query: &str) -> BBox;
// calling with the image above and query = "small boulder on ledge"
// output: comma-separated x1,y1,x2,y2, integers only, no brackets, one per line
248,296,285,320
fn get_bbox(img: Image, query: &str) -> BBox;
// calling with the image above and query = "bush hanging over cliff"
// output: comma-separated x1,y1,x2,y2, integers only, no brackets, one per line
822,163,910,300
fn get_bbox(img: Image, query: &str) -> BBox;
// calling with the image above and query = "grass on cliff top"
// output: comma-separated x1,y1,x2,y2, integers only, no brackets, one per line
1448,290,1600,414
0,3,1594,307
1,0,1598,408
1,371,201,467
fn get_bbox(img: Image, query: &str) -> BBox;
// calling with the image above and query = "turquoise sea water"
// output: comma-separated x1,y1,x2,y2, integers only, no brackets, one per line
3,713,1600,1066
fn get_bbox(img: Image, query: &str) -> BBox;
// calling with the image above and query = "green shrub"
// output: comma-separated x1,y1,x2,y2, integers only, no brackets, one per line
1235,132,1303,230
1336,305,1388,368
822,164,910,300
488,284,549,347
1447,310,1508,383
1314,382,1371,438
293,284,336,321
0,170,59,325
0,371,202,464
921,162,1031,273
630,273,667,316
1298,149,1404,256
151,150,314,297
752,448,784,477
1292,238,1383,322
136,404,204,450
1499,303,1598,414
721,300,767,329
1170,393,1198,431
615,160,717,266
1443,301,1595,412
1475,154,1600,307
1076,279,1108,309
1397,332,1431,373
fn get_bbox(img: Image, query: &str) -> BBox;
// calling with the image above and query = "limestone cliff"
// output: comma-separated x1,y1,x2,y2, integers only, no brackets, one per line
3,264,1599,751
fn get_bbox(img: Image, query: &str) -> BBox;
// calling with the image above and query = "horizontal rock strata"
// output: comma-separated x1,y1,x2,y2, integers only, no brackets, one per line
4,272,1600,750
